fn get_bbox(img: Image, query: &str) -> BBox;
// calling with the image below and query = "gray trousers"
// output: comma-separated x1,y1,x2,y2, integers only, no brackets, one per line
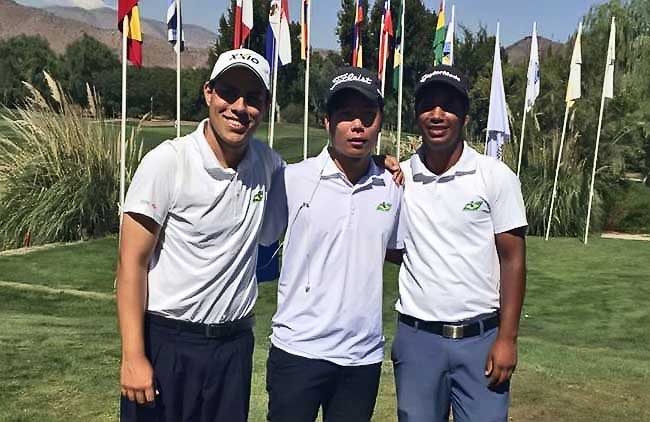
391,316,510,422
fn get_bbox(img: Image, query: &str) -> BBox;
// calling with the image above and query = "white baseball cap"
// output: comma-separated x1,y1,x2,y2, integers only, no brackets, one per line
209,48,271,91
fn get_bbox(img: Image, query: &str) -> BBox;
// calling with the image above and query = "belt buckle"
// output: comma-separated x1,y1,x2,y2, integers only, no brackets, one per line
205,324,225,338
442,324,463,339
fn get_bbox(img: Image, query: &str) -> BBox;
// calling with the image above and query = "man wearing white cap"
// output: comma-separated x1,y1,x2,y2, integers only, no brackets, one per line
117,48,282,422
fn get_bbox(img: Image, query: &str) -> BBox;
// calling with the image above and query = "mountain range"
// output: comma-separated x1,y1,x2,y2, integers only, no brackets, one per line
0,0,563,70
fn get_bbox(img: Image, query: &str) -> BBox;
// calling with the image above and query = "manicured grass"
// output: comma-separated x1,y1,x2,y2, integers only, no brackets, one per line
1,237,649,421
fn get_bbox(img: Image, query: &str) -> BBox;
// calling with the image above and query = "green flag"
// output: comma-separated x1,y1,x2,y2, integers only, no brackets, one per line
432,0,446,65
393,0,403,91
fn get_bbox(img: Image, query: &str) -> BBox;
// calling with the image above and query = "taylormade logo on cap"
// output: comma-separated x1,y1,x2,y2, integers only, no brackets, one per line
330,73,373,91
420,69,462,84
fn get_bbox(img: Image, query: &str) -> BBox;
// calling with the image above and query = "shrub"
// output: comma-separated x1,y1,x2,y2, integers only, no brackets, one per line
0,73,142,249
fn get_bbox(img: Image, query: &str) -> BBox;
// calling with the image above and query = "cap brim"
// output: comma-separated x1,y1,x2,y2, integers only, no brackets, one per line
327,86,384,109
210,63,270,91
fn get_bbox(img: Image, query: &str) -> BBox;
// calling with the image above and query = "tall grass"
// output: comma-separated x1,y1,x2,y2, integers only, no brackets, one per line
0,73,142,250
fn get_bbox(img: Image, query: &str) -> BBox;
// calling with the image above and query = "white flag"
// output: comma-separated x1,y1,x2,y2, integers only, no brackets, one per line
566,22,582,107
442,5,455,65
265,0,292,68
524,22,540,112
486,23,510,160
167,0,185,52
603,17,615,99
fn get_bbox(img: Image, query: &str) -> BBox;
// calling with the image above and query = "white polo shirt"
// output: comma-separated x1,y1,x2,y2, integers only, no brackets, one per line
123,119,283,324
396,143,527,322
261,148,402,366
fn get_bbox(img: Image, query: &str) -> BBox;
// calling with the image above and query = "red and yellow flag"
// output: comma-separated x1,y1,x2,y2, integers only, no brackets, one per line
118,0,143,67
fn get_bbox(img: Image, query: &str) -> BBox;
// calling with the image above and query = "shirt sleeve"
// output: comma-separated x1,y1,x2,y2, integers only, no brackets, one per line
259,166,288,247
123,143,177,226
489,162,528,234
387,185,405,250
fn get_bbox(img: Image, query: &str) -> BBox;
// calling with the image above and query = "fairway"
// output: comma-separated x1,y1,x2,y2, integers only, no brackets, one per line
1,237,649,421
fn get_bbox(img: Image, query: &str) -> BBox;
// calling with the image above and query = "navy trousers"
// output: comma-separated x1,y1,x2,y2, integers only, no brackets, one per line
392,316,510,422
120,317,254,422
266,346,382,422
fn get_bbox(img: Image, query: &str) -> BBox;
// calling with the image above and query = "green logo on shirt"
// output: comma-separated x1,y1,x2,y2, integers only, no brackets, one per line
253,191,264,202
463,200,483,211
376,202,392,212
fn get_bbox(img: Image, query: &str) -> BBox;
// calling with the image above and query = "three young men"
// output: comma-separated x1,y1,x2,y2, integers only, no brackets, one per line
117,49,282,421
261,67,402,422
392,65,527,421
118,47,526,421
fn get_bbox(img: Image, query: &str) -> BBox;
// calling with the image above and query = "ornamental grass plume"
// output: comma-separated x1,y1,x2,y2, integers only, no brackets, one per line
0,72,143,250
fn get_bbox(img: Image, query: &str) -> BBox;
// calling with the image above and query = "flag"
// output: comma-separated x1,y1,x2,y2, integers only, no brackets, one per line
392,0,404,91
378,0,394,83
300,0,310,60
566,22,582,107
265,0,292,70
442,4,454,65
432,0,446,65
167,0,184,53
486,23,510,160
524,22,540,112
603,17,615,99
352,0,364,67
117,0,142,67
234,0,254,49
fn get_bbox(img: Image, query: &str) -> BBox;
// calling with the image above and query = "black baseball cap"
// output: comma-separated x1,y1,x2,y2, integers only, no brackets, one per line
326,67,384,113
415,64,470,106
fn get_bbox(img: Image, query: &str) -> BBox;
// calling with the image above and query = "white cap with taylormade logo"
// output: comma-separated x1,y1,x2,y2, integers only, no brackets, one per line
209,48,271,91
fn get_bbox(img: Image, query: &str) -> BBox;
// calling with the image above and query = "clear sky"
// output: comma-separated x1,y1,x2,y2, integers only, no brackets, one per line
19,0,606,48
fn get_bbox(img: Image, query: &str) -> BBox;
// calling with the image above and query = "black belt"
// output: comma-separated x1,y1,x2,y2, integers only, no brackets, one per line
398,313,499,339
146,313,255,338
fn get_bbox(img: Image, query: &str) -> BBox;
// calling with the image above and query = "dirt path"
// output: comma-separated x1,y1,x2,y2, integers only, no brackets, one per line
0,280,114,300
601,232,650,241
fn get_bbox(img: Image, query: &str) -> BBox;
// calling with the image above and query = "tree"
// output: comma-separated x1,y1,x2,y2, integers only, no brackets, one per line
61,34,120,106
0,35,60,107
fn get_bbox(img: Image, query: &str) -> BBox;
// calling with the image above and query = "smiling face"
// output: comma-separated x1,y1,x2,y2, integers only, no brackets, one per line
203,67,268,152
416,83,469,152
325,90,382,160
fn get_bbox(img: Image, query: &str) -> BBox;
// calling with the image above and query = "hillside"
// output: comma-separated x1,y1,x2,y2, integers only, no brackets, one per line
505,35,565,66
0,0,210,69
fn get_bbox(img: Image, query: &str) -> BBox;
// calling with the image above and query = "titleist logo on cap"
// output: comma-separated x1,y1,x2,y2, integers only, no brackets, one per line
330,73,373,90
420,70,462,84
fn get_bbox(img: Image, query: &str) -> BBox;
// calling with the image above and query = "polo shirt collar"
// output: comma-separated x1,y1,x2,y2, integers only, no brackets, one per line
316,147,384,188
192,119,255,178
411,142,479,184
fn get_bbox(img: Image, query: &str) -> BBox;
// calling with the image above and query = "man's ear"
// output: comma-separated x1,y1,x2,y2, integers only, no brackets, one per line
203,82,212,107
324,115,330,133
463,114,470,127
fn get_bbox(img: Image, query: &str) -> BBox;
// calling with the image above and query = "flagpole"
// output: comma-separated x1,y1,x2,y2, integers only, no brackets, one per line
545,105,570,240
517,106,528,177
377,1,388,155
120,13,128,225
585,17,615,244
583,91,607,244
396,0,405,161
302,0,312,160
176,0,181,140
269,25,281,149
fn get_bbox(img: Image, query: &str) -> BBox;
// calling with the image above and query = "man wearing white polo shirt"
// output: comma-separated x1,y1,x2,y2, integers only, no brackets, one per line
261,67,402,422
392,65,527,422
116,49,282,422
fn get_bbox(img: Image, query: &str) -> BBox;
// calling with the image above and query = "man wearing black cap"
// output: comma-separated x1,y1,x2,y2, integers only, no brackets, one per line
117,48,282,421
260,66,403,422
391,65,527,421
